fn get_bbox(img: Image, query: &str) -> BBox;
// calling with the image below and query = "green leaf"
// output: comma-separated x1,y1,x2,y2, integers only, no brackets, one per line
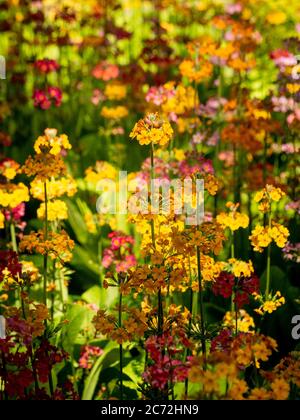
82,342,117,400
61,305,93,355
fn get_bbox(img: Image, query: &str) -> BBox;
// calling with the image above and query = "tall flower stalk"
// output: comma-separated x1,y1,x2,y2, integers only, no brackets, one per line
150,144,163,335
43,181,49,307
118,276,123,400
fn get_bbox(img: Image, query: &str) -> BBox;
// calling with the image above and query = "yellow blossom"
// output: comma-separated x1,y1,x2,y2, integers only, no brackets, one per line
217,209,249,232
130,113,173,146
37,200,68,221
266,11,287,25
101,106,129,119
104,83,127,100
271,378,290,400
34,129,71,156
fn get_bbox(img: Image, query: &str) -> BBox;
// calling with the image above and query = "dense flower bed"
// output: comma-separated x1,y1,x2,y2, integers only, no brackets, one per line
0,0,299,400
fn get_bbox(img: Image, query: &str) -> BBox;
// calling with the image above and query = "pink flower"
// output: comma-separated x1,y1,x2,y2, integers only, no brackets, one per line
79,345,103,369
142,334,189,390
91,89,105,106
270,49,297,68
47,86,63,107
33,89,51,110
146,85,175,106
287,108,300,125
225,3,242,15
33,87,63,109
102,231,136,273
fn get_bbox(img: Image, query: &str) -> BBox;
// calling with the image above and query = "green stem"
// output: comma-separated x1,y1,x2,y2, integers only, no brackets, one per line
10,223,18,254
265,215,272,296
150,144,164,336
196,246,206,365
185,258,194,398
43,182,49,306
231,234,235,312
119,289,123,400
235,286,238,337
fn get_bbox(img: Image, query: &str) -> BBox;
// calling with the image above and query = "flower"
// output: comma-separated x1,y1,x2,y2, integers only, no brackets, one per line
0,183,29,209
33,87,63,109
0,159,20,180
102,231,137,273
34,129,71,156
224,310,255,334
19,230,74,263
37,200,68,221
266,12,287,25
104,83,127,101
179,59,213,83
92,62,119,81
0,251,22,283
217,202,249,231
130,113,173,146
34,59,59,74
254,185,285,212
100,105,129,120
254,291,285,315
30,177,77,201
250,223,289,252
271,378,290,400
79,345,103,369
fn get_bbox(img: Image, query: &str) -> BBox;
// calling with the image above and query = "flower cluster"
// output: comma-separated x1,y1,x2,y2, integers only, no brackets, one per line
250,223,289,252
102,231,137,273
130,113,173,146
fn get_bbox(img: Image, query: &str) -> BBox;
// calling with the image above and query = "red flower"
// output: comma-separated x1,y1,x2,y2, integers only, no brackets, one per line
212,272,235,299
34,59,60,74
0,251,22,282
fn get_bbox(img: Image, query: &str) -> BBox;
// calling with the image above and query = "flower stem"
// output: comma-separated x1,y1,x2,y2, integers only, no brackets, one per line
196,245,206,365
231,234,235,312
43,182,49,307
265,215,272,296
119,287,123,400
235,290,238,337
150,144,164,336
10,223,18,254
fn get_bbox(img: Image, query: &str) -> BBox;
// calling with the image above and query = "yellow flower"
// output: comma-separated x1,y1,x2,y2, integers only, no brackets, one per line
37,200,68,221
130,113,173,147
228,258,254,278
254,185,285,213
286,84,300,94
162,84,197,115
30,177,77,201
269,223,289,248
0,211,4,229
248,388,271,400
0,160,20,181
271,378,290,400
179,59,213,83
202,370,220,394
101,106,129,120
228,379,248,400
255,291,285,315
85,161,117,186
0,183,30,208
224,310,255,333
250,225,272,252
34,129,71,156
217,202,249,232
174,148,185,161
266,11,287,25
104,83,127,101
84,213,97,234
